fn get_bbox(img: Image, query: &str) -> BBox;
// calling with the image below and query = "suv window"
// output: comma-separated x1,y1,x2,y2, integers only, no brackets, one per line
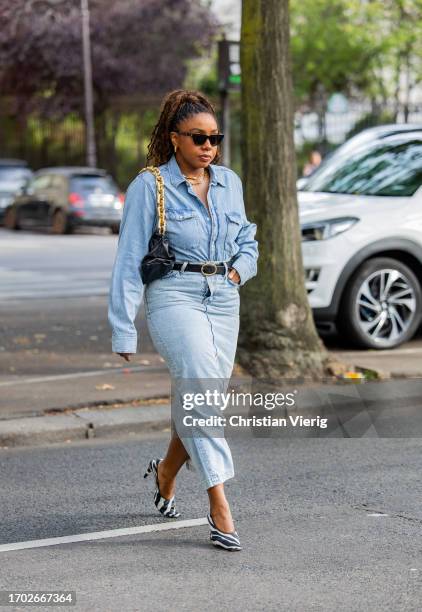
32,175,52,190
302,138,422,197
69,175,118,195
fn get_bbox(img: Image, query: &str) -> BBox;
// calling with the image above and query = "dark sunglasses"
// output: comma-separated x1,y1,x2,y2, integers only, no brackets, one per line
175,131,224,147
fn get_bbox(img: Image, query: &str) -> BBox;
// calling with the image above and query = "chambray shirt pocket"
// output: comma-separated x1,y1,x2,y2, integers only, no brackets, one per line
165,208,201,250
222,210,243,259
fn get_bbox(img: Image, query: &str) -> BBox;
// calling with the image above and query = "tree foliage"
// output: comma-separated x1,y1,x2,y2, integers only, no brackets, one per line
290,0,422,112
377,0,422,115
290,0,385,107
0,0,219,117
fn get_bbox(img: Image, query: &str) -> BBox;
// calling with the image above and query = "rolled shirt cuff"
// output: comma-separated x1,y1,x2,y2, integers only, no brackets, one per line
230,255,255,287
112,334,138,354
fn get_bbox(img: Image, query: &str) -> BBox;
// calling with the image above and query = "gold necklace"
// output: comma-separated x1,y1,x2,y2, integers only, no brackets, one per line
183,167,209,185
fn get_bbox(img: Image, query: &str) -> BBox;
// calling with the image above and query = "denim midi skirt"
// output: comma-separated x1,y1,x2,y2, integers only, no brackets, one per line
144,266,240,490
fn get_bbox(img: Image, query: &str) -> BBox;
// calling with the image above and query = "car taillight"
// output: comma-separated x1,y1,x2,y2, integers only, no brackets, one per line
118,193,125,204
68,192,84,207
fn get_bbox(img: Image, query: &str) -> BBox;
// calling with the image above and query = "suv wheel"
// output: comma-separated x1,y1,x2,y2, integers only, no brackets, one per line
4,206,21,230
51,210,72,234
338,257,422,349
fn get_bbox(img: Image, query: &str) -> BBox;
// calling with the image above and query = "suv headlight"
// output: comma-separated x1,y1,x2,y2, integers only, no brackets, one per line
301,217,359,241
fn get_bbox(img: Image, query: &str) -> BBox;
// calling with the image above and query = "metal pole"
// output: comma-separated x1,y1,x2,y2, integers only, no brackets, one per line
221,89,231,167
80,0,97,167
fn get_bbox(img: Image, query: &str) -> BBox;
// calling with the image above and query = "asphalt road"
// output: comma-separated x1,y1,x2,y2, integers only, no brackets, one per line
0,430,421,611
0,228,150,368
0,228,163,417
0,228,115,302
3,227,422,421
1,228,422,611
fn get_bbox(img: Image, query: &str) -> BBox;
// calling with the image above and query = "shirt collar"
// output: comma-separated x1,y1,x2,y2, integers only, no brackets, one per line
166,153,226,187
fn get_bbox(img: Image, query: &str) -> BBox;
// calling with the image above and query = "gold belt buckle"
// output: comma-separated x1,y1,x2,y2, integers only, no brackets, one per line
200,262,218,276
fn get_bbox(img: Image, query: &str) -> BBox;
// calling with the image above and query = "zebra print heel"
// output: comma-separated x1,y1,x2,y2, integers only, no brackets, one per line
143,458,181,518
206,512,242,551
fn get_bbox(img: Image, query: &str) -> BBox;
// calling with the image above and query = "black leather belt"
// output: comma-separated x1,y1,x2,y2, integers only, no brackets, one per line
173,261,227,276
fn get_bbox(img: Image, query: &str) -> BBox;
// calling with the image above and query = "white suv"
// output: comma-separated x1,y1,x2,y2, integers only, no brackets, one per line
299,125,422,349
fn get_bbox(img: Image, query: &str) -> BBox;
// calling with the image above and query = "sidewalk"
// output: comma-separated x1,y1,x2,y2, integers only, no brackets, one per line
0,360,173,447
329,344,422,378
2,366,422,448
0,402,172,447
2,345,422,449
0,353,170,419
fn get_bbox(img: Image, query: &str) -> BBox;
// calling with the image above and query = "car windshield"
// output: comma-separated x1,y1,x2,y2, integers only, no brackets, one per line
302,138,422,197
70,175,118,195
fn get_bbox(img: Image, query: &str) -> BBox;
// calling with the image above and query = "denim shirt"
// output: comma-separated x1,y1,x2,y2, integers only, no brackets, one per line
108,153,259,354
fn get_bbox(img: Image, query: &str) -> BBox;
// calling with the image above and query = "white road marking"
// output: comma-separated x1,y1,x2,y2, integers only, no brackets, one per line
0,365,166,387
0,289,109,301
0,518,208,553
0,265,111,301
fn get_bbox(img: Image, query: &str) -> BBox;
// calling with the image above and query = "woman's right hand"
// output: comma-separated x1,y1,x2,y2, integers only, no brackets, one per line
116,352,134,362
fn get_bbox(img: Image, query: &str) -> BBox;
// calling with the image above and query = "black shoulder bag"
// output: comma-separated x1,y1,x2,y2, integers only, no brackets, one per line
138,166,176,284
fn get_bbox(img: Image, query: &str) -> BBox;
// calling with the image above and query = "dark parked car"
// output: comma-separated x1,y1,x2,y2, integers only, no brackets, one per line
4,167,124,234
0,159,34,225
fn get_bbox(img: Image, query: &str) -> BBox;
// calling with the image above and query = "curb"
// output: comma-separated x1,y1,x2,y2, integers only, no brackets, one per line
2,376,422,448
0,404,171,448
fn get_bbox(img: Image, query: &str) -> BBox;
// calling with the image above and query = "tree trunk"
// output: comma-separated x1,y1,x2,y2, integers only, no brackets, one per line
393,50,402,122
108,111,119,177
238,0,329,380
403,44,412,124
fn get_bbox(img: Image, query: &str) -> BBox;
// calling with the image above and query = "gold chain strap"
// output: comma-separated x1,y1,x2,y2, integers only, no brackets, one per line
138,166,166,235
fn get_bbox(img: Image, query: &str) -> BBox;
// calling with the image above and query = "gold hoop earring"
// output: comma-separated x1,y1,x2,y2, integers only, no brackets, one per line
174,144,178,153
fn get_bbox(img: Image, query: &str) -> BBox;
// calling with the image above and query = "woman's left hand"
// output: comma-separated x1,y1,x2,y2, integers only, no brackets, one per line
228,267,241,284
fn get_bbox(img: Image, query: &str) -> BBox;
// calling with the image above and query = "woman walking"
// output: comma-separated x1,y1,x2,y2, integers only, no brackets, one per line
108,89,259,551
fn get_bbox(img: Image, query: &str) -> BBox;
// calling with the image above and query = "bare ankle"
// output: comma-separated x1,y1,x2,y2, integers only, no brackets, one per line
158,460,172,480
210,501,230,516
210,506,234,532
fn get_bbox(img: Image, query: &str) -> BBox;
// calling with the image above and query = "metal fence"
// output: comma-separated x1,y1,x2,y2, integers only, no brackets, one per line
2,94,421,186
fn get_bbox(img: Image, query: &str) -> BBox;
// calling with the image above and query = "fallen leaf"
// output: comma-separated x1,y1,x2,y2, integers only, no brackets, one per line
342,371,364,380
95,383,115,390
13,336,31,345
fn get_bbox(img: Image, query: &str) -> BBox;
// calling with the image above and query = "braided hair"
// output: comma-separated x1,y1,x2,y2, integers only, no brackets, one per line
146,89,221,167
